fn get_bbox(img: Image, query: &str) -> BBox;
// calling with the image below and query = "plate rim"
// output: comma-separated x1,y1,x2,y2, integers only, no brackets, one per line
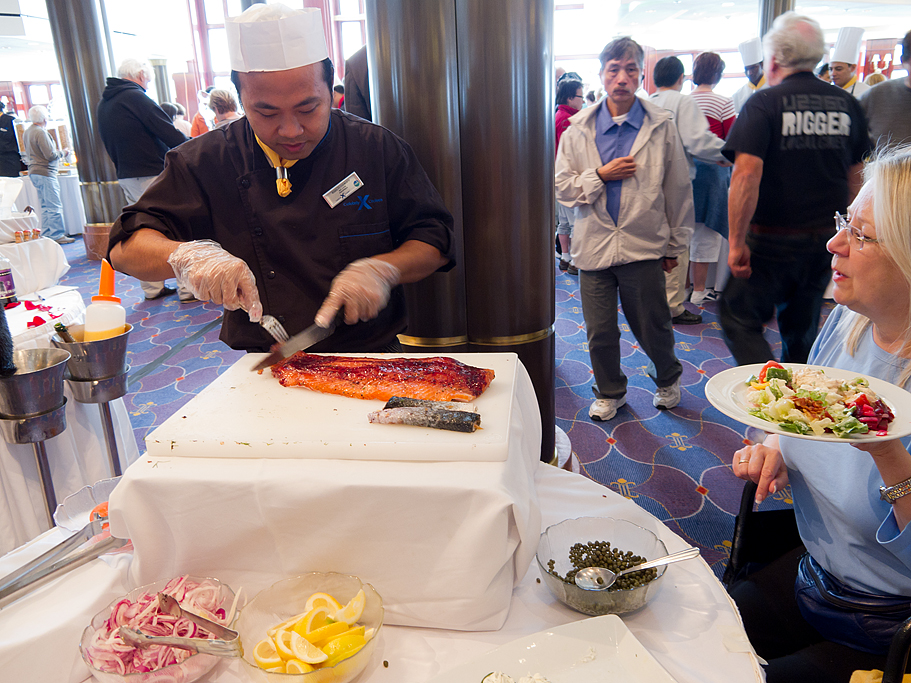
705,362,911,442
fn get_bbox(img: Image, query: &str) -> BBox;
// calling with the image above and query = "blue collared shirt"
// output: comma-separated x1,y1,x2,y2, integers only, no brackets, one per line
595,97,644,225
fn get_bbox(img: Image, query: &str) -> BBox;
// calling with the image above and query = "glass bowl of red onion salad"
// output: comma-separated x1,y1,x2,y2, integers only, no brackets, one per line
79,575,238,683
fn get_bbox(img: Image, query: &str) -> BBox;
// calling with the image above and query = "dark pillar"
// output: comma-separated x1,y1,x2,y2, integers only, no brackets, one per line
45,0,123,225
366,0,556,461
151,59,172,104
457,0,556,463
760,0,795,37
366,1,468,354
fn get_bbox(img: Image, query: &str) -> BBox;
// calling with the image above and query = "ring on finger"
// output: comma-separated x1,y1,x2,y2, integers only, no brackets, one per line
739,458,750,464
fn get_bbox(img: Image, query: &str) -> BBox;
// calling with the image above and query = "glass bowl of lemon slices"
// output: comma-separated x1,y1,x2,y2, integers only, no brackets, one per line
236,572,384,682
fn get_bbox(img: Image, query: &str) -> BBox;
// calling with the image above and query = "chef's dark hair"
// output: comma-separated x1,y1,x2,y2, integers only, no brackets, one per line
231,58,335,100
903,30,910,64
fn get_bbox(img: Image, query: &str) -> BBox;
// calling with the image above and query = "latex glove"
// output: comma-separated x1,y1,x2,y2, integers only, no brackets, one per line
315,257,401,327
167,240,263,322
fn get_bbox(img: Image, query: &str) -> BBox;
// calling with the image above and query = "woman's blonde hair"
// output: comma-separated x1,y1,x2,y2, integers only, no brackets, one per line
845,144,911,384
864,72,886,87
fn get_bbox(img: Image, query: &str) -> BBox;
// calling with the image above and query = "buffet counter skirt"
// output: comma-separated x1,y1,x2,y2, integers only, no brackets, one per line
0,464,763,683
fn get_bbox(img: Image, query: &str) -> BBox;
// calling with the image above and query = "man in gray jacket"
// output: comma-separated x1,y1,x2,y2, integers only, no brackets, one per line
556,37,694,422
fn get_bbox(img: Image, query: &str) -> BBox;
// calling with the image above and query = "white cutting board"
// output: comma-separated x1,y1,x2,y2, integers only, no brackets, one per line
144,352,519,461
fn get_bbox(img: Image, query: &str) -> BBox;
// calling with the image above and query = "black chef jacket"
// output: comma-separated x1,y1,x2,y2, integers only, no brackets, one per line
109,110,455,352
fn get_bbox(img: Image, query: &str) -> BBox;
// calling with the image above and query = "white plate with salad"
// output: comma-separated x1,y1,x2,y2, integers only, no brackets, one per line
705,362,911,442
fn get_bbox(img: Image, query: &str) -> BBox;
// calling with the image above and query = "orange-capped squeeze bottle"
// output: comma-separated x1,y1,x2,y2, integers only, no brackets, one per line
84,259,126,342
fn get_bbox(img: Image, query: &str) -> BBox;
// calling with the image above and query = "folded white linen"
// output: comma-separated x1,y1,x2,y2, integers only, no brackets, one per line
109,360,543,630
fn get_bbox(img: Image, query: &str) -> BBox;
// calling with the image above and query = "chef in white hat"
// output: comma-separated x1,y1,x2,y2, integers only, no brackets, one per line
732,37,768,113
830,27,869,98
107,3,455,353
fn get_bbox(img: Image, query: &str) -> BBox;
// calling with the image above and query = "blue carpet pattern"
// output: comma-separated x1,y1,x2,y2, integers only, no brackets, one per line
56,238,799,579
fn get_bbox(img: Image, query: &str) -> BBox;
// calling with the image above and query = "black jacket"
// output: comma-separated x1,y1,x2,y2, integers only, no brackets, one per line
96,78,187,179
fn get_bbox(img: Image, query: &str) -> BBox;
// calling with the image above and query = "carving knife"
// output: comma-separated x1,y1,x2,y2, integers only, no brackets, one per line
251,318,337,372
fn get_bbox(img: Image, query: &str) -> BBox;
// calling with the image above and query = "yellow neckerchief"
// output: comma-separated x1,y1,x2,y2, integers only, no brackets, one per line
254,134,298,197
842,74,858,92
748,74,767,91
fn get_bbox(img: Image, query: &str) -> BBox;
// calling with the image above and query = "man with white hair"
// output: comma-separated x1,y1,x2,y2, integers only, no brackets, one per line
108,5,453,353
719,12,870,365
22,106,72,243
97,57,188,300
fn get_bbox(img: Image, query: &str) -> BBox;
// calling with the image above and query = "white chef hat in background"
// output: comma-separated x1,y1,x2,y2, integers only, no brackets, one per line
830,27,865,65
738,38,763,67
226,3,329,73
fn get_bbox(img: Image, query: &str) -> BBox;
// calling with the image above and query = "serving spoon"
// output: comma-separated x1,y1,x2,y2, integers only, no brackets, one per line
573,546,701,591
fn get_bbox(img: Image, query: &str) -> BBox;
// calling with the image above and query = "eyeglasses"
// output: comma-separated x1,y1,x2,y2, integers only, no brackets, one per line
834,211,879,251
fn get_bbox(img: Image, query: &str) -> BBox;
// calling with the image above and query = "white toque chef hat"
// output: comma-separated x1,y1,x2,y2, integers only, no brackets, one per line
738,38,763,67
226,3,329,73
830,27,864,65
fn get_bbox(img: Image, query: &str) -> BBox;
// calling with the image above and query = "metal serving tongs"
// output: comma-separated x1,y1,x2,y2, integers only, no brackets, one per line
119,592,240,657
0,514,128,608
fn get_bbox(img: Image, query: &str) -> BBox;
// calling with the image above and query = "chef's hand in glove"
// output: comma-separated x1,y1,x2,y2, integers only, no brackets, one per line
315,257,401,327
167,240,263,323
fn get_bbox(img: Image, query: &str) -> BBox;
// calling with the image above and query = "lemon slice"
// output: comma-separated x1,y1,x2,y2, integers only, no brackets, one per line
321,632,367,665
252,638,284,670
305,591,343,613
333,625,366,641
306,620,350,646
267,611,308,638
290,631,329,664
292,605,334,637
285,658,315,674
365,627,376,641
273,629,296,661
333,589,366,625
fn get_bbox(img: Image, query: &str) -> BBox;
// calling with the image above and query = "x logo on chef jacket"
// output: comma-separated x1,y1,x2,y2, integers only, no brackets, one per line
356,195,373,210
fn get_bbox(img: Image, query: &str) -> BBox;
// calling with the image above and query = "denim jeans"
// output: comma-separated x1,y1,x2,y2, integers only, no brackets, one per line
720,231,833,365
580,259,683,399
29,173,66,241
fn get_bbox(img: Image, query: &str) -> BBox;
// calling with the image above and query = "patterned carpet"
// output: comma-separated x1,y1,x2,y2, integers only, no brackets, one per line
57,238,798,579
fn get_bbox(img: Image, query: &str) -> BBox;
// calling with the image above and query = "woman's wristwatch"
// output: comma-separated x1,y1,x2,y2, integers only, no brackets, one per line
880,476,911,503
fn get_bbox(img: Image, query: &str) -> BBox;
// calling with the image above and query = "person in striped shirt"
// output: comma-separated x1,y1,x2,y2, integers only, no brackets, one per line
688,52,736,305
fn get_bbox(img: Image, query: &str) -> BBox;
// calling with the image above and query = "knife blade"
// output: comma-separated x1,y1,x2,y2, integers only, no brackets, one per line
251,319,336,372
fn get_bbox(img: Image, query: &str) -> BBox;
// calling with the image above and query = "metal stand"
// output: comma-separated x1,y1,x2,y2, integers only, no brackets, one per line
65,369,129,478
0,401,68,528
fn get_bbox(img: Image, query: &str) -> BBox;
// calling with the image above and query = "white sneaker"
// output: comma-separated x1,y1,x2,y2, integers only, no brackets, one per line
589,396,626,422
653,379,681,410
690,289,719,306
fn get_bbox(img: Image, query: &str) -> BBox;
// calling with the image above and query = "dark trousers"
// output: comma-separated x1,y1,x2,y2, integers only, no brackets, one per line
720,231,833,365
579,259,682,399
730,547,900,682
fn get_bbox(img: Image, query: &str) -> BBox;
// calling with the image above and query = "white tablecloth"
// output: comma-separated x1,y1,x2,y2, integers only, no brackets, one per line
16,172,86,236
0,464,763,683
0,288,139,555
0,212,39,244
0,238,69,296
111,359,543,632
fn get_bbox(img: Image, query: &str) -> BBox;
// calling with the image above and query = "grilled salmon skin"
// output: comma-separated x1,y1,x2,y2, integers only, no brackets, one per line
271,353,495,402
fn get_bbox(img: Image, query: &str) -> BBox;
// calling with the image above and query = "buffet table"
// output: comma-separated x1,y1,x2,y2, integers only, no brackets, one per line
0,287,139,555
0,464,763,683
0,237,70,296
16,172,86,236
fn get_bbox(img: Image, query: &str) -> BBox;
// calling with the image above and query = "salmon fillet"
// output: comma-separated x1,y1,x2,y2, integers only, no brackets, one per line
271,354,495,402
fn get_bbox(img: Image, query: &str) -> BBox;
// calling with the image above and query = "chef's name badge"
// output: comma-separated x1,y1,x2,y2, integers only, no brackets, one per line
323,172,364,208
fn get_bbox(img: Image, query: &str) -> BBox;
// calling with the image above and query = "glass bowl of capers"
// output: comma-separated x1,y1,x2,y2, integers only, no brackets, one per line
535,517,668,615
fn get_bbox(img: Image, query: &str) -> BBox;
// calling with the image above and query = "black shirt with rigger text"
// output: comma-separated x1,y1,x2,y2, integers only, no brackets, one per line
723,72,871,231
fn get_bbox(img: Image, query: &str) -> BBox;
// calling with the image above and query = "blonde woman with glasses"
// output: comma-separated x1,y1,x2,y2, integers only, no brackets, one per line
729,144,911,681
